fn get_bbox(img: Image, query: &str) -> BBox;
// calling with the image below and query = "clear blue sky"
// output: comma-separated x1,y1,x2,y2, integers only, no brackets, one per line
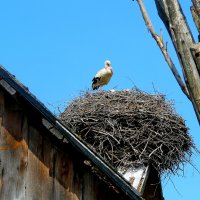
0,1,199,199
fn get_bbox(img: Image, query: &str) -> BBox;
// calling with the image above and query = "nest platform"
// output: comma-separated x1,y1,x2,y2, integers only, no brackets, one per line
60,89,194,174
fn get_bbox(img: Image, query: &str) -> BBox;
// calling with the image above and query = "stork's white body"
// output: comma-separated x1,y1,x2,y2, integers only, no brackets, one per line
92,60,113,90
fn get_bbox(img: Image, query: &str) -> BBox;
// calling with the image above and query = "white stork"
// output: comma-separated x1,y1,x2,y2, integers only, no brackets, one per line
92,60,113,90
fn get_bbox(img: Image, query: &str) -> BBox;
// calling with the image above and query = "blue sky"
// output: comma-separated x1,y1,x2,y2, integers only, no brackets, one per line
0,1,199,199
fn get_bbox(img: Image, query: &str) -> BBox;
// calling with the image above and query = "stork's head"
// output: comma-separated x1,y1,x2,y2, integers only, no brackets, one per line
105,60,111,68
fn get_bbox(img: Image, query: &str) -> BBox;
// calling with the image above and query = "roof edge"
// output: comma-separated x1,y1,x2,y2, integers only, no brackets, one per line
0,65,141,200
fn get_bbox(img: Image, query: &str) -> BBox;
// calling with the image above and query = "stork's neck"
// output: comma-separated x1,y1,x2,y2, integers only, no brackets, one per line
105,66,113,74
105,65,112,69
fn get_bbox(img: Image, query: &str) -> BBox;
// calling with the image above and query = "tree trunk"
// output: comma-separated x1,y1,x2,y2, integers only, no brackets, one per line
154,0,200,123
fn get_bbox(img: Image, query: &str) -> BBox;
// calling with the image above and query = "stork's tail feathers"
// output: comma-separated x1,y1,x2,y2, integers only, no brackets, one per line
92,77,100,90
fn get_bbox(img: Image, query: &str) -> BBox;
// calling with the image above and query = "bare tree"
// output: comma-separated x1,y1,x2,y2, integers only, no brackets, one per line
135,0,200,124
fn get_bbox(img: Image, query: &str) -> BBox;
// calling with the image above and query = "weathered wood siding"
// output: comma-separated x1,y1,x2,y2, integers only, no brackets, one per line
0,90,127,200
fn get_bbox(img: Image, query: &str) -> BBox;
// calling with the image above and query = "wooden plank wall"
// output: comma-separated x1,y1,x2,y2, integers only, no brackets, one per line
0,90,127,200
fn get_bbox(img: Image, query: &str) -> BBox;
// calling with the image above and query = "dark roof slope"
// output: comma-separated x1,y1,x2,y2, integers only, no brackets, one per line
0,65,141,200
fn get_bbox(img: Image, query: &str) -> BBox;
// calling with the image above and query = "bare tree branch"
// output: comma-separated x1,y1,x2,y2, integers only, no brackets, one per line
153,0,200,123
192,0,200,19
191,1,200,74
136,0,190,99
191,6,200,35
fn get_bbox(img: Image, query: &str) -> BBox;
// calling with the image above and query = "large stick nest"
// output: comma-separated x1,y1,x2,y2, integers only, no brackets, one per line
60,89,194,174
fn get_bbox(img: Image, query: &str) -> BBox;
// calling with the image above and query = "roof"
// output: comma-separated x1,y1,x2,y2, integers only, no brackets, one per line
0,65,141,200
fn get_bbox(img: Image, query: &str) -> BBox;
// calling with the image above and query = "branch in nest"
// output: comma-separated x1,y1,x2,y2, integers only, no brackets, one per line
60,90,195,175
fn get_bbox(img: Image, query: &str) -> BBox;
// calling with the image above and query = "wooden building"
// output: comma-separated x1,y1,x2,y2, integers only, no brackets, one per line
0,66,164,200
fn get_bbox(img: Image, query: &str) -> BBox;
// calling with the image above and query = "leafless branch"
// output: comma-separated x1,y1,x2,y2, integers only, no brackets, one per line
136,0,190,99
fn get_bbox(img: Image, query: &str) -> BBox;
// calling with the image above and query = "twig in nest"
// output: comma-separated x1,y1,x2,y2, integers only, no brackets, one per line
60,89,195,175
